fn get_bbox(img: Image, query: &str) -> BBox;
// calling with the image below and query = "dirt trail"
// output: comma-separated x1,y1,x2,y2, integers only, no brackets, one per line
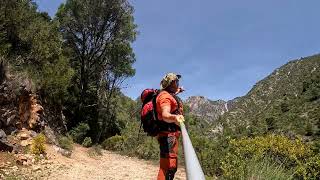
45,144,186,180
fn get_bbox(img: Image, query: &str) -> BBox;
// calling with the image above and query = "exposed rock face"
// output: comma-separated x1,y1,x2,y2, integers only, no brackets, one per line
0,61,47,152
0,129,6,139
19,93,44,130
0,61,66,152
185,96,236,122
0,128,14,152
0,62,44,134
44,126,58,145
0,140,14,152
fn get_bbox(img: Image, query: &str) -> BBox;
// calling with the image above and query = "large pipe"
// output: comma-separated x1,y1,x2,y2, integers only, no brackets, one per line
180,122,206,180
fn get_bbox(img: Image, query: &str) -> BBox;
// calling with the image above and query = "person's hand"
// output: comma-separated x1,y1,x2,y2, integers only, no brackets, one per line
175,87,185,94
175,115,185,125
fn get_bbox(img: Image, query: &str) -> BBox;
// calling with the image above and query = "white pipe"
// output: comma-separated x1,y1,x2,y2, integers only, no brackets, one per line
180,122,206,180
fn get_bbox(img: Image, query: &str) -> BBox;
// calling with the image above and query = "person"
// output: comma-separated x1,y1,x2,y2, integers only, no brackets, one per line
156,72,185,180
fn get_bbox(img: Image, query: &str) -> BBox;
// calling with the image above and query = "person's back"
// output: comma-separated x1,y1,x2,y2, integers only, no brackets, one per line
155,73,185,180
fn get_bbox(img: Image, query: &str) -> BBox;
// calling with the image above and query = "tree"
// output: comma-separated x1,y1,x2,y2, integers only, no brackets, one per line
56,0,137,142
0,0,73,102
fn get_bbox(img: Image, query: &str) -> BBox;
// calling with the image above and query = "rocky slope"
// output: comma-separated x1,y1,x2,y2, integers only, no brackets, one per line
0,61,62,152
185,96,236,122
219,54,320,137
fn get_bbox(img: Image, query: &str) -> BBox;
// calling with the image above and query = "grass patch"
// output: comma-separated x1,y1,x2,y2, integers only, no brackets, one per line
245,158,294,180
88,145,103,158
58,135,74,151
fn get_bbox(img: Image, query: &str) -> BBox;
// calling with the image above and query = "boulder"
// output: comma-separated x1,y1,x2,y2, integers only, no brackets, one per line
16,154,28,165
0,140,14,152
6,114,17,126
17,129,32,140
20,139,32,147
0,129,6,139
53,145,72,157
44,126,58,145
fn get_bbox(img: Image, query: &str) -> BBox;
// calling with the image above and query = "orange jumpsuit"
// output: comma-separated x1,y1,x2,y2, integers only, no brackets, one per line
156,91,183,180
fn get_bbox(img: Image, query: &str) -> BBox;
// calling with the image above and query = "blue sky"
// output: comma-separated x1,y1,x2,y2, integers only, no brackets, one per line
37,0,320,101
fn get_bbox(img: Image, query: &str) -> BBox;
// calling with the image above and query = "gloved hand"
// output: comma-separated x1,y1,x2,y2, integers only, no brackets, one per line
176,115,185,123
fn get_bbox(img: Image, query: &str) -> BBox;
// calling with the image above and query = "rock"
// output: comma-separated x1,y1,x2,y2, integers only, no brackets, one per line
22,161,29,166
0,140,14,152
0,129,6,139
53,145,72,157
17,129,32,140
30,130,37,138
20,139,32,147
60,149,72,157
16,155,28,166
44,126,58,145
12,165,18,171
19,132,30,140
0,163,5,168
6,114,17,126
32,165,41,171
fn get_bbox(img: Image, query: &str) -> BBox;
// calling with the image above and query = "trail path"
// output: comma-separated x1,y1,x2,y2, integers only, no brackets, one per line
45,144,186,180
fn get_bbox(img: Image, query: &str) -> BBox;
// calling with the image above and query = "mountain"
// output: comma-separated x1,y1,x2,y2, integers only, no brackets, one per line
218,54,320,137
185,96,232,122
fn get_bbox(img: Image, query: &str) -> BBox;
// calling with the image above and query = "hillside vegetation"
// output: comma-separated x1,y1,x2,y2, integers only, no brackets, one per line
220,55,320,138
106,55,320,179
1,0,320,180
0,0,136,143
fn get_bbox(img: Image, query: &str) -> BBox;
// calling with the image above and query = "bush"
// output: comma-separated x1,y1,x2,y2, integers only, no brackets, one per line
245,157,294,180
135,137,159,160
69,123,90,144
82,137,92,147
88,145,103,157
102,135,125,151
296,154,320,179
31,133,46,155
58,135,74,151
220,134,318,179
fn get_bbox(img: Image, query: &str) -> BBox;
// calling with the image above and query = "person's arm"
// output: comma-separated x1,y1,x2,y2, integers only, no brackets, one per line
161,106,184,125
161,105,178,123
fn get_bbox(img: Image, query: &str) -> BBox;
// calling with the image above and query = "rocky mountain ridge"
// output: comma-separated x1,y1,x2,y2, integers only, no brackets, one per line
184,54,319,138
184,96,237,122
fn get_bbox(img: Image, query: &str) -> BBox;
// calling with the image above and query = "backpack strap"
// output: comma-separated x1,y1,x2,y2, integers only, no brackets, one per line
152,92,159,121
170,93,181,115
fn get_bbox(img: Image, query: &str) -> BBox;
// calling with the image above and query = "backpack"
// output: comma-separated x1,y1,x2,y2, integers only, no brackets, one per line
140,89,182,137
140,89,160,136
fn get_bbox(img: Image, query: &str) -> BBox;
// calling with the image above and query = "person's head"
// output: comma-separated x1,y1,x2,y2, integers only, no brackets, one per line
160,73,181,93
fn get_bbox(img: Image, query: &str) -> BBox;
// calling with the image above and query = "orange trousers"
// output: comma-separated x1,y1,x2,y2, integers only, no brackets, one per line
157,132,180,180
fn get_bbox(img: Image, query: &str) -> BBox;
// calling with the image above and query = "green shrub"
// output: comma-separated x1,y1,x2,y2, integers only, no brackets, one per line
69,123,90,144
82,137,92,147
296,154,320,179
135,137,159,160
220,134,318,179
102,135,125,151
58,135,74,151
88,145,103,157
245,157,294,180
31,133,46,155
